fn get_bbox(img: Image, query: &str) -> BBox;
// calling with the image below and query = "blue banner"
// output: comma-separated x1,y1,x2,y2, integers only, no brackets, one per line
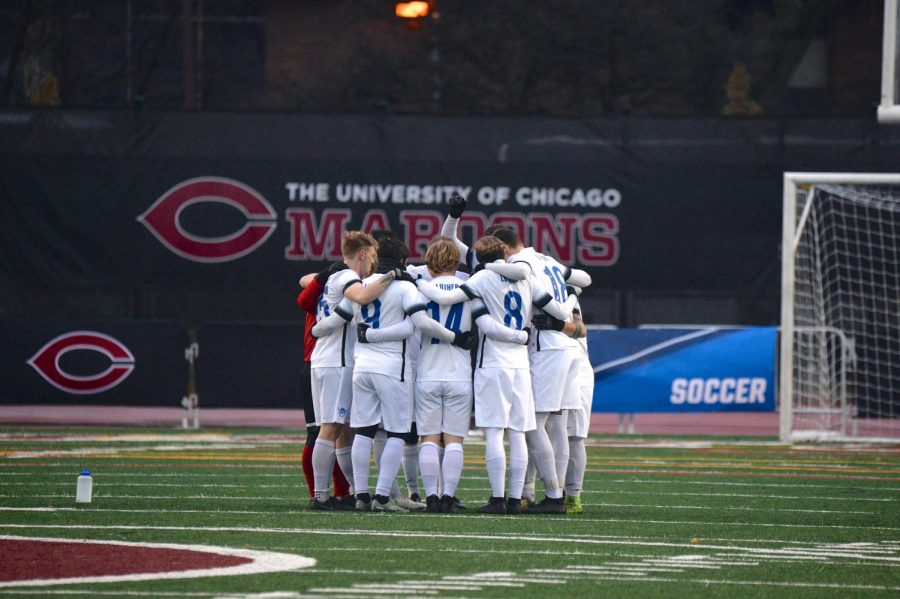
587,327,777,413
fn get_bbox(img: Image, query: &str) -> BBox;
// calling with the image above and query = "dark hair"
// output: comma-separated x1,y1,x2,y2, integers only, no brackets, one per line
484,225,520,247
376,235,409,262
371,229,398,243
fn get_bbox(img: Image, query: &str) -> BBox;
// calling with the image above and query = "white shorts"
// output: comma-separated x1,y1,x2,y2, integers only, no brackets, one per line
311,366,353,425
567,381,594,438
530,347,582,412
351,371,413,433
416,380,473,437
473,367,535,432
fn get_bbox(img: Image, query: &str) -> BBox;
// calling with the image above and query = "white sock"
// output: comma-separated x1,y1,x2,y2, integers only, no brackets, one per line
374,429,401,498
334,446,354,495
311,438,336,501
522,457,536,501
547,411,570,489
418,441,440,497
375,437,404,497
441,443,463,498
437,444,445,496
484,427,506,498
526,413,562,498
507,429,528,500
403,443,420,497
351,435,373,498
566,436,586,497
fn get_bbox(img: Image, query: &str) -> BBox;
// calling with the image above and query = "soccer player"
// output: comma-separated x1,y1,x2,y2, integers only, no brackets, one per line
307,231,401,510
415,235,578,514
483,225,586,513
296,268,353,507
312,236,470,511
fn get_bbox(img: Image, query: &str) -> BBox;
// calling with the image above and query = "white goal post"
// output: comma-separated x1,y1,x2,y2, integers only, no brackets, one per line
780,173,900,442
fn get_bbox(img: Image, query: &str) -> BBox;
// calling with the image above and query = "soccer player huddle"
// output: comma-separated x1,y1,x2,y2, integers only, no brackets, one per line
296,194,595,515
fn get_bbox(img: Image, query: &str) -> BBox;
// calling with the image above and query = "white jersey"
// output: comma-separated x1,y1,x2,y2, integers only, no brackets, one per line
463,269,535,370
417,274,472,383
405,264,470,378
352,276,424,381
310,268,360,368
511,247,580,352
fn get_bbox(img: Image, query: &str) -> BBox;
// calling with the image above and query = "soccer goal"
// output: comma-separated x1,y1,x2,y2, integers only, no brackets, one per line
780,173,900,442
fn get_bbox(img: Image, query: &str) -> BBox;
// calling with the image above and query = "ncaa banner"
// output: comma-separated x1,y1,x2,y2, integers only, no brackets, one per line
0,319,189,406
587,327,777,413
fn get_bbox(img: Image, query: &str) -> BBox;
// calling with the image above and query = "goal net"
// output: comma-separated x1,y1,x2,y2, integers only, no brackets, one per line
780,173,900,442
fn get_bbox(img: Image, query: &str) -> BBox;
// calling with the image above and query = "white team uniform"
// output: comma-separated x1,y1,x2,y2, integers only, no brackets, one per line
568,301,595,438
350,276,425,433
464,270,537,433
309,268,360,425
511,247,582,413
415,274,473,437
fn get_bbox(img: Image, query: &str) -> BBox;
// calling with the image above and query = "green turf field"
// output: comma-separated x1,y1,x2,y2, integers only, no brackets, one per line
1,428,898,598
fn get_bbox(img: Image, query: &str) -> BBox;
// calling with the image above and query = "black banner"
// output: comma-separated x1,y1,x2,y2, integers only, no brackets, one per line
0,319,188,405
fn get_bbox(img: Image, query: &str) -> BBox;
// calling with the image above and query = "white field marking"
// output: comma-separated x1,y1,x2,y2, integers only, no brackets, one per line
603,478,900,493
578,575,900,592
5,443,269,459
4,525,900,555
580,468,900,481
2,482,301,489
270,546,615,557
590,501,873,514
0,433,303,444
3,510,899,532
0,471,299,478
0,493,874,515
306,588,436,596
587,488,897,503
0,592,215,597
0,535,314,588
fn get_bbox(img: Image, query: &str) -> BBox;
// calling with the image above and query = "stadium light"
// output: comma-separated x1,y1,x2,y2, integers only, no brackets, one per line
395,2,430,19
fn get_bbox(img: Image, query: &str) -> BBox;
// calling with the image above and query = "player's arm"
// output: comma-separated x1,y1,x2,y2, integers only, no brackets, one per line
414,278,475,305
441,194,477,270
361,317,415,343
566,308,587,339
296,278,323,313
472,300,529,344
563,266,592,288
534,306,586,338
532,279,578,322
402,287,469,346
343,269,399,305
309,298,354,338
484,260,530,280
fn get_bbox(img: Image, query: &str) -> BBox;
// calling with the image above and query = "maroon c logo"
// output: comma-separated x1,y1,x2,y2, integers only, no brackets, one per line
137,177,277,262
27,331,135,395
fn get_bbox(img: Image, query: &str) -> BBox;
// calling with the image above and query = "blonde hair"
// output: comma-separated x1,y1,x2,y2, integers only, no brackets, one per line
425,236,460,275
342,231,378,259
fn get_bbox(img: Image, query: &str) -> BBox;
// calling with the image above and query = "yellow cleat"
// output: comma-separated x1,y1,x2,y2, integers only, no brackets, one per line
565,495,583,514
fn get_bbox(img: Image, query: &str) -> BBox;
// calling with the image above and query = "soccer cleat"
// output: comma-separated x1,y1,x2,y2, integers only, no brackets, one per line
452,497,467,511
373,496,408,512
425,494,441,513
308,497,316,510
565,495,583,514
337,495,357,509
525,496,567,514
311,496,354,511
439,495,457,513
506,497,522,514
355,498,372,511
519,497,535,511
410,493,422,503
395,495,426,511
478,496,507,514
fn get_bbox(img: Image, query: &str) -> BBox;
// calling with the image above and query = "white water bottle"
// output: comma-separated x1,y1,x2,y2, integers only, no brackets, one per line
76,469,92,503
